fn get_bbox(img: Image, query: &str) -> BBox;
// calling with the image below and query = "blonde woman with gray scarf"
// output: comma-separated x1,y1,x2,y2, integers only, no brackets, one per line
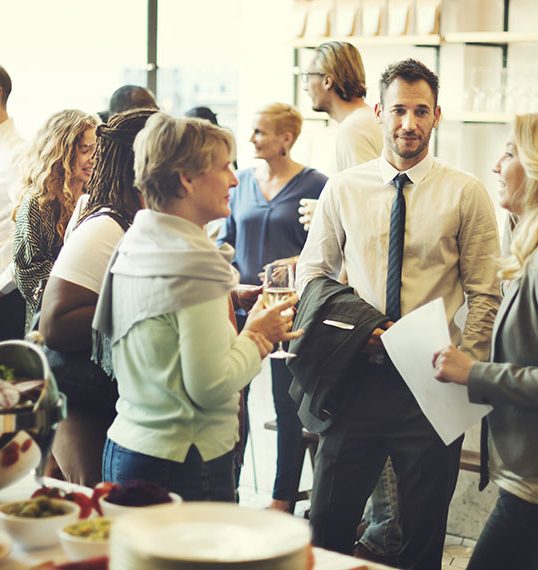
93,113,302,501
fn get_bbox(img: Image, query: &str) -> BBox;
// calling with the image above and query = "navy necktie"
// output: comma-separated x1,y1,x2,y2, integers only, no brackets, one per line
385,173,410,321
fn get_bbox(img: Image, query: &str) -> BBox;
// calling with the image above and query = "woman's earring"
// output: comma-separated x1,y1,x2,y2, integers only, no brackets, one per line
280,147,286,156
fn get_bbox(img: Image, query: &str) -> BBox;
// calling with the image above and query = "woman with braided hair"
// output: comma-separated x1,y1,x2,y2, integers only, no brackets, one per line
39,108,157,486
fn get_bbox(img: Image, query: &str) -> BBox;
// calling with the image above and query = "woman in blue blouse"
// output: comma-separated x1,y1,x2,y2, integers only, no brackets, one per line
218,102,327,512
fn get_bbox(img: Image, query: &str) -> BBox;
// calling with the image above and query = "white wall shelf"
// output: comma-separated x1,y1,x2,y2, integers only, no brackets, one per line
444,32,538,44
292,34,442,49
293,32,538,49
442,112,512,124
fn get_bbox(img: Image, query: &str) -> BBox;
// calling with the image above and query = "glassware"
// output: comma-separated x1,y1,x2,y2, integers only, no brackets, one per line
263,263,296,360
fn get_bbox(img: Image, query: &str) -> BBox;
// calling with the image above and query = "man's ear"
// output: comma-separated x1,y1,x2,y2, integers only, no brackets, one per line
433,105,441,128
322,75,334,91
374,102,383,124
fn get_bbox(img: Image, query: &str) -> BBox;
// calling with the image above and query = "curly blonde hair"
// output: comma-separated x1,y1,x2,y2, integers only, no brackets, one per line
500,113,538,280
16,109,99,239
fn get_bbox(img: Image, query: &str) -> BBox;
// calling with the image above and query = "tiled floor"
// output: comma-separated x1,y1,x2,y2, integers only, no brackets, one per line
237,360,476,569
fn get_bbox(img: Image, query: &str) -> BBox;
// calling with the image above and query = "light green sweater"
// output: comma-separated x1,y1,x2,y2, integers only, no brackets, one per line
108,294,261,462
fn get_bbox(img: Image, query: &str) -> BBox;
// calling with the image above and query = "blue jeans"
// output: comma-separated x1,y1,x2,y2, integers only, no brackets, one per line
102,439,236,502
360,457,402,557
467,488,538,570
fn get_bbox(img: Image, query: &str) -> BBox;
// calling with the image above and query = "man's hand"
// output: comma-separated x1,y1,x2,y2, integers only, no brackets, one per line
258,257,300,282
362,321,393,355
298,198,319,231
433,345,475,385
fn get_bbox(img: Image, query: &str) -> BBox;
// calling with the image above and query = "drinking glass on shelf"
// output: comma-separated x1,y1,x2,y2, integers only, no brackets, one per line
263,262,297,359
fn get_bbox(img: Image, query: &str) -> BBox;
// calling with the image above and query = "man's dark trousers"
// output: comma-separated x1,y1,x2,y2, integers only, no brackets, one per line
309,359,462,570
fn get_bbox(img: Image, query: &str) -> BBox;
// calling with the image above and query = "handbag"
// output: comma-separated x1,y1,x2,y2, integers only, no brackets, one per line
30,210,129,416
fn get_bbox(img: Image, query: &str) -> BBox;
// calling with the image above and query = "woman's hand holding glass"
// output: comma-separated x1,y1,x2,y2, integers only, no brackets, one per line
262,262,300,359
243,291,303,359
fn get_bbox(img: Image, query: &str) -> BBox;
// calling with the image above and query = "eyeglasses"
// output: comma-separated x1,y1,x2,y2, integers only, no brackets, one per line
300,72,325,84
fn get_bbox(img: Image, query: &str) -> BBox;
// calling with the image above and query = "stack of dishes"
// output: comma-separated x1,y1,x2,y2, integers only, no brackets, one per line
110,502,312,570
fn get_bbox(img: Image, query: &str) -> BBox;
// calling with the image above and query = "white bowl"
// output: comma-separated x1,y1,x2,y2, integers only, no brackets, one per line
0,498,80,550
59,518,111,561
99,492,181,517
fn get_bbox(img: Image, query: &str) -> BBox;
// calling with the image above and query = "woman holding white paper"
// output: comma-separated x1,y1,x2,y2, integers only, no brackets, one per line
433,113,538,570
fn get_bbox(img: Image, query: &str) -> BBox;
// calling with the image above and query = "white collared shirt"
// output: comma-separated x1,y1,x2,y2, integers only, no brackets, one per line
296,153,501,361
0,118,25,293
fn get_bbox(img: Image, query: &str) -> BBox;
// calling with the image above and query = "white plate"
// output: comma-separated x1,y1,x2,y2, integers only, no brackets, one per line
111,502,310,564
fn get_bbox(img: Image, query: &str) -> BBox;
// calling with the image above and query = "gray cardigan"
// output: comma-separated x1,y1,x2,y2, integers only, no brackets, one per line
468,251,538,478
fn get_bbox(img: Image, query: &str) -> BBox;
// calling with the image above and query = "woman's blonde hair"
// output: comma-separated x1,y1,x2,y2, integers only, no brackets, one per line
133,112,234,211
256,102,303,146
16,109,99,238
500,113,538,280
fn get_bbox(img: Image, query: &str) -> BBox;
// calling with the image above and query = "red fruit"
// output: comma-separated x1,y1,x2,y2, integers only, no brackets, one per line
65,492,94,519
31,486,65,499
1,442,19,467
21,438,33,453
91,482,118,516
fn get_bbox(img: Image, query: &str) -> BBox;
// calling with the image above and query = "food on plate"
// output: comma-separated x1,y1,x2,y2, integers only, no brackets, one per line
31,487,93,519
63,518,111,541
0,365,15,382
90,482,117,516
0,496,70,518
101,479,172,507
0,363,45,411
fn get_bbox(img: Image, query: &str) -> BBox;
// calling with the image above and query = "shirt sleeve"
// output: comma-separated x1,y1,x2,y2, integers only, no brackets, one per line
458,181,502,361
296,178,346,296
178,295,261,408
51,217,124,294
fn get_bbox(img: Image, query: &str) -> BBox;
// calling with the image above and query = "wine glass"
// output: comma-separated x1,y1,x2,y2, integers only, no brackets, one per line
263,263,297,359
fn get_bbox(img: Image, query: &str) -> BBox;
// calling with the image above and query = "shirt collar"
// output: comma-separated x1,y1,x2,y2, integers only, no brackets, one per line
379,153,433,186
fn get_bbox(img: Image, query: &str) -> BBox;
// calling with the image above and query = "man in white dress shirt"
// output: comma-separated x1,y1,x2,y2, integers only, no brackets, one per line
0,65,26,340
296,59,501,570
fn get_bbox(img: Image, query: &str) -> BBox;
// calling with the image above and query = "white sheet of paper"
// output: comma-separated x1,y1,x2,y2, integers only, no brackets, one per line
381,298,492,445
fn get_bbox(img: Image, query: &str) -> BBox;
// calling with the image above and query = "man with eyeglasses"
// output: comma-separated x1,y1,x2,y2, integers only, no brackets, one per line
300,41,394,565
302,41,382,172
